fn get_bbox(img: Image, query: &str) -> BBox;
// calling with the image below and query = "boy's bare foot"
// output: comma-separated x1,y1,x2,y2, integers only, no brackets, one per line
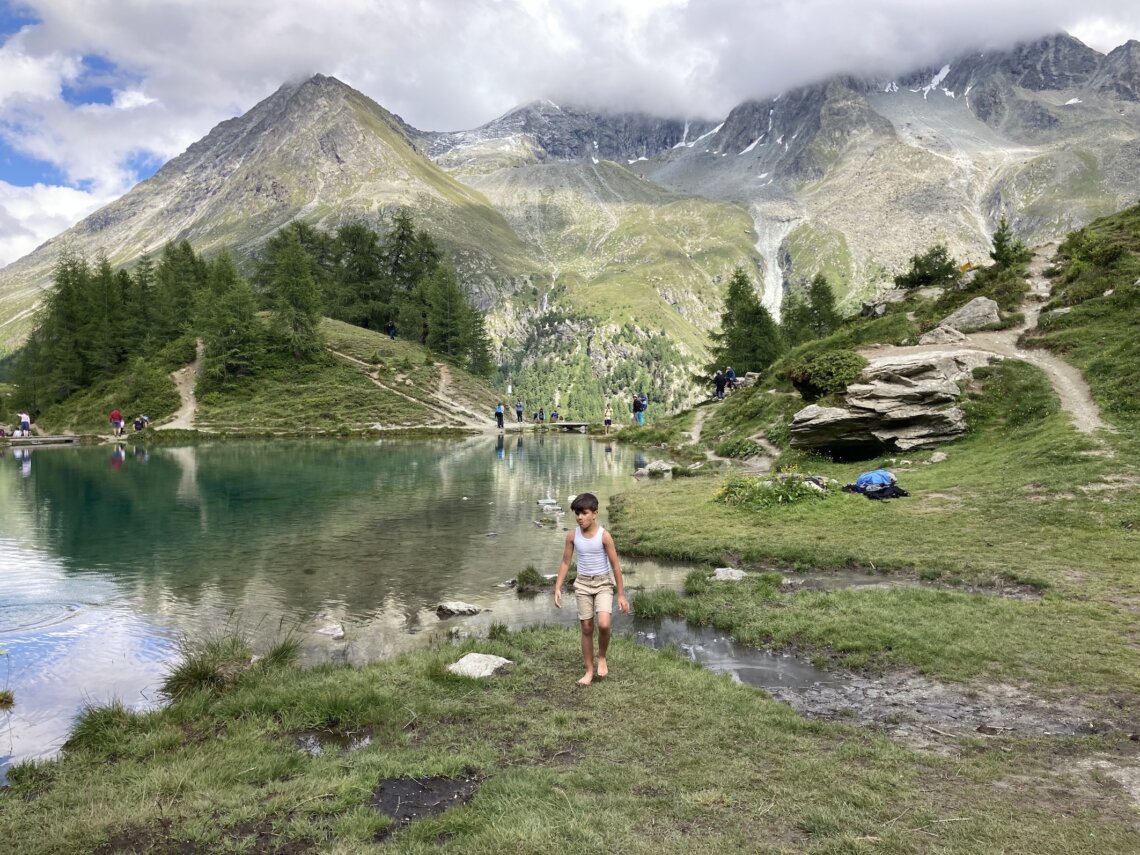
596,658,608,678
577,672,594,686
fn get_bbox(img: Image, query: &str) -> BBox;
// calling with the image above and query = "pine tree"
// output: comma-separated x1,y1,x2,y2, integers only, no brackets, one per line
265,229,324,360
807,273,840,338
200,251,261,382
153,241,207,341
464,311,495,377
779,289,814,348
424,267,469,360
990,216,1031,268
123,254,156,353
708,267,783,375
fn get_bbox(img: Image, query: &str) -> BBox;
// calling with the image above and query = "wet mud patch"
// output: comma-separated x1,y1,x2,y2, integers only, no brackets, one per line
293,728,372,757
633,620,1128,750
767,675,1126,749
371,767,480,837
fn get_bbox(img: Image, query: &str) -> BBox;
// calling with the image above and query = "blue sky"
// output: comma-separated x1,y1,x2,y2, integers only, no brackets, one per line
1,0,1139,268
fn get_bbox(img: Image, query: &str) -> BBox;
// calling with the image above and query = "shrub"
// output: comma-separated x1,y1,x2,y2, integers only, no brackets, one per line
714,437,762,458
716,474,832,510
784,350,867,401
894,243,959,289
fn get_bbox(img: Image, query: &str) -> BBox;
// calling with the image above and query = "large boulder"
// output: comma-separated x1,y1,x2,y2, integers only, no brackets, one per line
939,297,1000,332
789,350,999,454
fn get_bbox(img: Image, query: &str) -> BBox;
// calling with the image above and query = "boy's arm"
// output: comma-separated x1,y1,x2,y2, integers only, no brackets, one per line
553,531,575,608
602,531,630,613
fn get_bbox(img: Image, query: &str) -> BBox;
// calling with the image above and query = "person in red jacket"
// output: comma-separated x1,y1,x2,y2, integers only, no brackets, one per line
109,408,124,438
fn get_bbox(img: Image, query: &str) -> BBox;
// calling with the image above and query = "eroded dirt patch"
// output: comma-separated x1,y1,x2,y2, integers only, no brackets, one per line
767,675,1125,751
371,767,481,837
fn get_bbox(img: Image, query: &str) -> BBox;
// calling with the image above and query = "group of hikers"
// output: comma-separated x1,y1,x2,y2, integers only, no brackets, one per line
712,366,739,400
108,409,149,437
0,411,33,438
493,394,648,433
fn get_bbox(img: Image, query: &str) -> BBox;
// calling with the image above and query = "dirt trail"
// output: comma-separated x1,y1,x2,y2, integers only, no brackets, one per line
330,351,494,432
158,340,205,431
860,243,1109,434
689,404,775,472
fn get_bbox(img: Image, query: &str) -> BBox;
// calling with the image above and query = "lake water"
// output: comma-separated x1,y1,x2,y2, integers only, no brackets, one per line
0,435,697,776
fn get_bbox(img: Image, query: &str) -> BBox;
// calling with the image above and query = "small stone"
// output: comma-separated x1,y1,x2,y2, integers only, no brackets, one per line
447,653,513,678
929,451,948,463
317,623,346,640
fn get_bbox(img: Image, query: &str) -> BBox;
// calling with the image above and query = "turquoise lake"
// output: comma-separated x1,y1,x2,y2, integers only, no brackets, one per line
0,435,688,776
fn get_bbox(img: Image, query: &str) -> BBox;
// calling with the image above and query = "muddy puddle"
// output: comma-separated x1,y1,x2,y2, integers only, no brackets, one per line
630,618,1123,746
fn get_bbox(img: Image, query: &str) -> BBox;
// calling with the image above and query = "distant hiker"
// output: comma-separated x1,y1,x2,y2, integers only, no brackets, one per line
515,398,524,423
18,411,30,437
386,320,397,340
631,393,644,426
133,416,146,432
604,401,613,434
553,492,630,686
726,366,738,390
109,408,123,438
495,401,505,430
538,408,545,423
550,410,559,423
714,370,727,400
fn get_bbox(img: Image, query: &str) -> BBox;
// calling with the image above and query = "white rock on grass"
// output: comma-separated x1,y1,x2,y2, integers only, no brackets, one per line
447,653,513,678
713,568,746,581
437,601,482,616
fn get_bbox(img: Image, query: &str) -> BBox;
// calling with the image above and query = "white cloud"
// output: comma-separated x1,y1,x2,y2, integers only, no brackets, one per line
0,180,113,265
1,0,1139,267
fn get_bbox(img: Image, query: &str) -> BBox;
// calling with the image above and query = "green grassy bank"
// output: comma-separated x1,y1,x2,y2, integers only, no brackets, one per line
2,627,1137,853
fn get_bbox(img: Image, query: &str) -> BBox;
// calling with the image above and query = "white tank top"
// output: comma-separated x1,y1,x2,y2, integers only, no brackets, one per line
574,525,611,577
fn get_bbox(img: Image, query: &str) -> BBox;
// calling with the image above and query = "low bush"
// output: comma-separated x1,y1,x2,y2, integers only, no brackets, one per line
783,349,867,401
716,474,832,510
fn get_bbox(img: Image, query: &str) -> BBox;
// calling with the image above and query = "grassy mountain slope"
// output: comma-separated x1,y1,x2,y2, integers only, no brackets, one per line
29,320,502,436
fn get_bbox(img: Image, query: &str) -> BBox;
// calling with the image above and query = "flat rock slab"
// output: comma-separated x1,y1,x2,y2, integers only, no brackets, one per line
714,568,746,581
447,653,513,678
436,601,481,616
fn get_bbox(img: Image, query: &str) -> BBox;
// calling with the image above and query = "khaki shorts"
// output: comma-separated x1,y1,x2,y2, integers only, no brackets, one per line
574,572,615,621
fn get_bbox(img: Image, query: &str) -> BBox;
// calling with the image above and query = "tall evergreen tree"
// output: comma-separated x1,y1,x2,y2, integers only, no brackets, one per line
123,254,156,353
779,289,814,348
199,252,261,382
424,267,469,360
330,222,389,329
265,229,324,360
708,267,783,375
153,241,207,340
807,273,840,338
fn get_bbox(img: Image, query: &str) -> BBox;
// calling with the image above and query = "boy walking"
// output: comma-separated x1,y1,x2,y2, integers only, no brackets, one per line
554,492,629,685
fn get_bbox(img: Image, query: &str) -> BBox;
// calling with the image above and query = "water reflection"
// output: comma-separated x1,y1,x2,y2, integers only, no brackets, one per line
0,436,683,774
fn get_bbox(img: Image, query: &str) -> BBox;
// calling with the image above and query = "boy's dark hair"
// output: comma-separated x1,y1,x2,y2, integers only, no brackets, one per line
570,492,599,513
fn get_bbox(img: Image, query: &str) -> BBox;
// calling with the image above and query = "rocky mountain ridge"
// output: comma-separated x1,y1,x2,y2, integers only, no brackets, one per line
2,32,1139,414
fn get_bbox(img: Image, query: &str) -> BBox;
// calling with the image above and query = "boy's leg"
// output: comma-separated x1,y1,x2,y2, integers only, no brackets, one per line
596,611,612,677
578,617,595,685
575,584,602,685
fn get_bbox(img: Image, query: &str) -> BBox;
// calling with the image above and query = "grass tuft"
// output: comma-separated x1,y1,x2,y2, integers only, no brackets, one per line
160,632,254,699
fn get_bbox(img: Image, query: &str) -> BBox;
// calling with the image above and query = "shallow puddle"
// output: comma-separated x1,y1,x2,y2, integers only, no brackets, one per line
295,729,372,756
